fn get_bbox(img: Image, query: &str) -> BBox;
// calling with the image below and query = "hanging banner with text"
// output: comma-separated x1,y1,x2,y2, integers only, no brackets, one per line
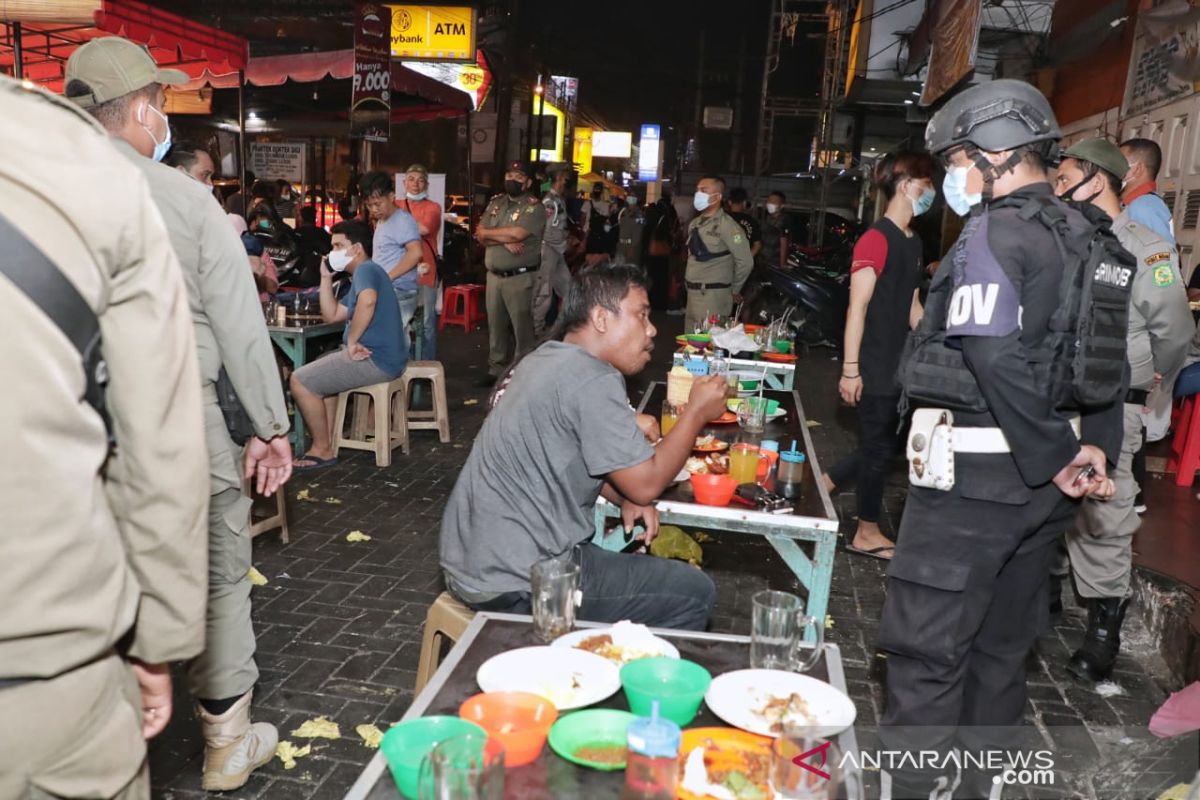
1123,0,1200,118
638,124,661,182
352,3,393,143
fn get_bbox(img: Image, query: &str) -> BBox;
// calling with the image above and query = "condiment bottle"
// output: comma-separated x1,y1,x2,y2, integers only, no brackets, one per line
621,702,680,800
778,439,807,500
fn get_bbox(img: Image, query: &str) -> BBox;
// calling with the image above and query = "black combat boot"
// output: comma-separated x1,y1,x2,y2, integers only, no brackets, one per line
1066,597,1129,682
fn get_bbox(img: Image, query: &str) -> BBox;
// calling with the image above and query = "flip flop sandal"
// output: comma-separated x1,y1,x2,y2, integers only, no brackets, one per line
292,454,339,473
843,542,896,561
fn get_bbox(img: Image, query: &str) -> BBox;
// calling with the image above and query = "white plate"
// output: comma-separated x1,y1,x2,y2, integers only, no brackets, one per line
704,669,857,738
476,646,620,710
551,626,680,664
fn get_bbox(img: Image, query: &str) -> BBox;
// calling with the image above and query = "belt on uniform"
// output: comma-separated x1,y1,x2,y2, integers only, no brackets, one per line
686,281,731,291
1126,388,1150,405
491,266,538,278
950,415,1082,454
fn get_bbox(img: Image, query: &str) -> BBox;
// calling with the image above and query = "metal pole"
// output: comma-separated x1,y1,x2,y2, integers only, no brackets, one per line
535,68,546,164
752,0,779,203
524,74,535,163
237,69,247,205
12,22,23,79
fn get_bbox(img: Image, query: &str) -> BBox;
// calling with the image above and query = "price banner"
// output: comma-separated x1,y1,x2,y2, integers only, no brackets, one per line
352,3,393,142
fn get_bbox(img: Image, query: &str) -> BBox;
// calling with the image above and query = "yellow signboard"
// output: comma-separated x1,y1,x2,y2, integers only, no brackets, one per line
388,5,475,62
573,127,593,175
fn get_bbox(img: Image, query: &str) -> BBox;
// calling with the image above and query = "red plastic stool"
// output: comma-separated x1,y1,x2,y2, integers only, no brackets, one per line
1167,394,1200,486
439,284,486,332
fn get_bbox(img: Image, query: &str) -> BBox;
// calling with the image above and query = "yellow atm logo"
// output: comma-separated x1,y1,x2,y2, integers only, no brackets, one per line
388,5,475,61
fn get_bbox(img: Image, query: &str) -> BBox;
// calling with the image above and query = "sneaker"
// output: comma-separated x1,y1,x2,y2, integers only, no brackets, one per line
1134,492,1147,515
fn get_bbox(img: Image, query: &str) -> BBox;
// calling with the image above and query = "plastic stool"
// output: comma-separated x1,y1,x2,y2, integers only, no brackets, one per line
331,377,408,467
415,592,475,692
439,284,486,332
400,360,451,444
1168,394,1200,487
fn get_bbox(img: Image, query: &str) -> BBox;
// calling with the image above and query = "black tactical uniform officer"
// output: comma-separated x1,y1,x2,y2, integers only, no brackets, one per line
878,80,1127,799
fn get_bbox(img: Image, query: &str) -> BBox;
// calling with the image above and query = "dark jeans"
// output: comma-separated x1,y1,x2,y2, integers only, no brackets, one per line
826,392,902,524
458,544,715,631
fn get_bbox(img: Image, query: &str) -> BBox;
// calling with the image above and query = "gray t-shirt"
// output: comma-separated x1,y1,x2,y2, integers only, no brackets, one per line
440,341,654,594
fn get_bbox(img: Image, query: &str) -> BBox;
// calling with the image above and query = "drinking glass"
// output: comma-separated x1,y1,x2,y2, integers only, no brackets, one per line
729,443,761,485
751,590,824,672
417,732,505,800
530,552,581,643
661,399,682,437
737,396,767,433
769,726,841,800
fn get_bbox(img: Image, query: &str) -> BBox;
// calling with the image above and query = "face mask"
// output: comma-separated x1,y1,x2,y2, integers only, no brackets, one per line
257,219,272,232
327,248,352,272
942,165,981,216
693,191,711,212
143,103,172,162
766,203,779,214
505,180,524,197
406,191,427,201
626,196,637,206
909,185,937,216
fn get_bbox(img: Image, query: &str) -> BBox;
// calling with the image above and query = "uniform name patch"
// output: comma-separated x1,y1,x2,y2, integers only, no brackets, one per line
1145,251,1172,265
1093,262,1132,288
1153,263,1175,286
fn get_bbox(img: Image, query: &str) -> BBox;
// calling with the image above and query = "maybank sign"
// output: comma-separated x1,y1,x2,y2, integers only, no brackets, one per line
388,5,475,62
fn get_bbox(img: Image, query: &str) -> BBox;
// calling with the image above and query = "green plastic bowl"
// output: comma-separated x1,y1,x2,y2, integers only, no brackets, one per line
686,333,712,344
547,709,636,771
773,339,792,353
380,716,486,799
619,657,712,726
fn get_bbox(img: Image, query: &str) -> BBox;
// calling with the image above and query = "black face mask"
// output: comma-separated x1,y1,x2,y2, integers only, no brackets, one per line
505,180,524,197
1057,176,1102,206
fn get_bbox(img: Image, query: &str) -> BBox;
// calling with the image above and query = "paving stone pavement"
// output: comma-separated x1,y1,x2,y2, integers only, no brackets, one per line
150,320,1189,800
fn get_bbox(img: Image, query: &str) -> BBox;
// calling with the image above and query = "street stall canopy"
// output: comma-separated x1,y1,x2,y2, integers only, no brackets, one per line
175,49,472,121
1,0,247,91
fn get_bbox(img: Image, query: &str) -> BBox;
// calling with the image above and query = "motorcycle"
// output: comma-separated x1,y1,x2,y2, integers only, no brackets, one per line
741,247,849,350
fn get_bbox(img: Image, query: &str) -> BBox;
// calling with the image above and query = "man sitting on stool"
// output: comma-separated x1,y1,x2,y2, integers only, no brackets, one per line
291,220,408,471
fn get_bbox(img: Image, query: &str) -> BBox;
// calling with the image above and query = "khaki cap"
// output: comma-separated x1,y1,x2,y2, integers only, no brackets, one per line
65,36,188,108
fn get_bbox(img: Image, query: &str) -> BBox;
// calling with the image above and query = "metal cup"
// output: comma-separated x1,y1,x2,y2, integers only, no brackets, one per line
530,552,581,643
750,590,824,672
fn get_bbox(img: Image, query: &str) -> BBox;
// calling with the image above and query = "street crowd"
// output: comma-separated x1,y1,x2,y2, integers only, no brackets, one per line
6,28,1200,800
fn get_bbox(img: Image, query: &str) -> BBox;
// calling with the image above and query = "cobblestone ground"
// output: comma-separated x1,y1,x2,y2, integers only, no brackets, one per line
151,320,1188,800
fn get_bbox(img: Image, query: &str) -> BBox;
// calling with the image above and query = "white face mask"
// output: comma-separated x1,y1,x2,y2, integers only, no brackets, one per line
327,248,352,272
942,165,982,216
765,202,779,214
693,190,712,212
406,191,427,201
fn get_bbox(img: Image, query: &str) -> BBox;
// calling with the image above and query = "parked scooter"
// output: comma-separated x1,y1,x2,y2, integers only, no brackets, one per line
741,249,849,349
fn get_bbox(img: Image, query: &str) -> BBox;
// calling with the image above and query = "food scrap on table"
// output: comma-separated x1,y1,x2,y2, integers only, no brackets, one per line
572,621,669,664
276,741,311,769
247,566,268,586
296,488,313,501
323,497,343,505
355,723,384,749
290,716,341,739
346,530,372,543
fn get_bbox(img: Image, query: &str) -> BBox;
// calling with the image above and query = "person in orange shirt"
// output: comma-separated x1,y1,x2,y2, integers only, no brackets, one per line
401,163,443,359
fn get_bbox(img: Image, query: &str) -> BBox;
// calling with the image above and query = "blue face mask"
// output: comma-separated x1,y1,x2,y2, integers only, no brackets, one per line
942,165,981,216
144,104,172,162
910,186,937,216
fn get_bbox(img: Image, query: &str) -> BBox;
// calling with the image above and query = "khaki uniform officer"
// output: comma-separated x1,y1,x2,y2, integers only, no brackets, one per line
66,36,293,792
532,161,573,336
1057,139,1194,682
0,77,207,799
684,175,753,332
477,160,547,384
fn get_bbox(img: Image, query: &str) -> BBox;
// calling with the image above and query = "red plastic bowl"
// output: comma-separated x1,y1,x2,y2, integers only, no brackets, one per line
689,473,738,507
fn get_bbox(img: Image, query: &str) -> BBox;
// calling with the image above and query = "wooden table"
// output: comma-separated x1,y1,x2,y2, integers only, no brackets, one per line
343,613,863,799
267,320,344,449
592,382,839,642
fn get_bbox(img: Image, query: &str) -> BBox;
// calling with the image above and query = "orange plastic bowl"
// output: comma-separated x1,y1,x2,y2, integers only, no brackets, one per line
458,691,558,767
689,473,738,507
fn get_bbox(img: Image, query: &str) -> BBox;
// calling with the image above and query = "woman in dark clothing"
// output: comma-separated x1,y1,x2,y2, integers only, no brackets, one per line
825,151,936,560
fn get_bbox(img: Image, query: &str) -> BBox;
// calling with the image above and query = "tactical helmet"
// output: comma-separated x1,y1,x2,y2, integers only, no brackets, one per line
1060,138,1129,181
925,79,1061,157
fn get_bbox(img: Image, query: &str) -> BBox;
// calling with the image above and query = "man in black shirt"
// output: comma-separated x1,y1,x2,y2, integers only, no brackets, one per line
725,187,762,263
760,190,795,268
